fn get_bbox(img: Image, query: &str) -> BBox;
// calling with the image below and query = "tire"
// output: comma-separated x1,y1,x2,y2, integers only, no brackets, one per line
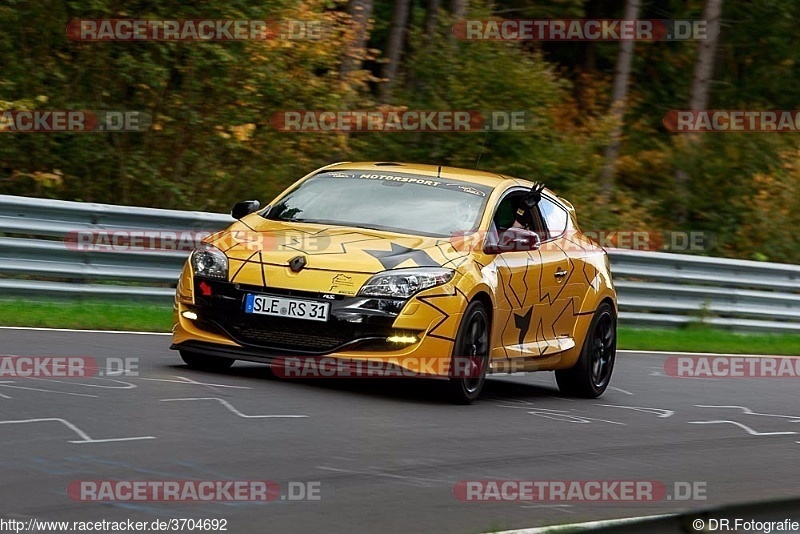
447,301,490,404
180,350,235,372
555,302,616,398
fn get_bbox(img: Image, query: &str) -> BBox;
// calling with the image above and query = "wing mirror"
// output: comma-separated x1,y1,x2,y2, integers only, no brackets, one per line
231,200,260,220
483,228,542,254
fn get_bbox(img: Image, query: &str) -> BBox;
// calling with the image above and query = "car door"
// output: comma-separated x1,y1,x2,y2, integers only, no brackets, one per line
490,190,572,360
533,195,579,352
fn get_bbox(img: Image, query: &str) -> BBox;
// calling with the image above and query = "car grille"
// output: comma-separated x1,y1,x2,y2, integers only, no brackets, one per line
193,278,398,354
226,315,355,351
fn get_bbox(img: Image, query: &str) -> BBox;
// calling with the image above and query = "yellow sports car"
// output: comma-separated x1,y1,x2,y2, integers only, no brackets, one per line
172,162,617,403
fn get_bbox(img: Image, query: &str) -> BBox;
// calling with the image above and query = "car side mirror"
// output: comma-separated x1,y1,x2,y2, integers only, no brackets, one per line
483,228,541,254
231,200,260,220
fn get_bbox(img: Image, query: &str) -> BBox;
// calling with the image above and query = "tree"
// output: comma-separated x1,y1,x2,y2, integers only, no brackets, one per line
600,0,641,195
340,0,374,79
674,0,724,221
450,0,467,19
424,0,440,39
379,0,412,102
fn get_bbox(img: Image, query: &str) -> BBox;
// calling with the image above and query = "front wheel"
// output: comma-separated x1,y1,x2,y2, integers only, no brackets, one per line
180,350,235,372
446,301,490,404
555,302,616,398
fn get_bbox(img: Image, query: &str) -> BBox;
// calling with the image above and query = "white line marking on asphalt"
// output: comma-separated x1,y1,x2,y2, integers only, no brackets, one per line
159,397,307,419
25,378,138,389
70,437,157,444
0,392,10,399
695,405,800,421
0,418,156,444
525,410,625,425
139,376,251,389
596,405,674,418
618,349,799,358
609,386,633,395
687,420,798,436
0,383,98,397
0,326,170,336
316,466,451,486
518,503,574,514
498,407,625,426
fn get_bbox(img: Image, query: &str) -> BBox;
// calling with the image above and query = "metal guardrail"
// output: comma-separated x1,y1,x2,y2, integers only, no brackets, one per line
608,248,800,332
2,194,799,333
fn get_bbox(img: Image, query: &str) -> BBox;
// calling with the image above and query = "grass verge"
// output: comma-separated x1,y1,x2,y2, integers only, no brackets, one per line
0,299,172,332
0,299,798,355
618,326,800,355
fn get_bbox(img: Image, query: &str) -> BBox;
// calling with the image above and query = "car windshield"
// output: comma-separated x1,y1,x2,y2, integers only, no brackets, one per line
265,170,493,237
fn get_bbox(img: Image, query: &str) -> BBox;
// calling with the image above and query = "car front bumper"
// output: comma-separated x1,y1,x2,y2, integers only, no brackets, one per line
172,278,464,376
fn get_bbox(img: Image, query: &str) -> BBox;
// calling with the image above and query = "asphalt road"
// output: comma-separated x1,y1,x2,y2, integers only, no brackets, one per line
1,328,799,533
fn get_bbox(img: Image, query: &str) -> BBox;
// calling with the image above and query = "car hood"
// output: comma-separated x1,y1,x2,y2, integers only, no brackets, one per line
205,217,470,295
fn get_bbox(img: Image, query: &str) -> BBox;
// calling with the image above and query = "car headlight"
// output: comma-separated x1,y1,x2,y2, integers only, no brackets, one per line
358,268,454,298
191,243,228,279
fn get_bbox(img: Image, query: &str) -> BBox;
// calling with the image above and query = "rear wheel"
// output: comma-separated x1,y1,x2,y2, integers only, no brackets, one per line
180,350,235,372
447,301,490,404
555,302,616,398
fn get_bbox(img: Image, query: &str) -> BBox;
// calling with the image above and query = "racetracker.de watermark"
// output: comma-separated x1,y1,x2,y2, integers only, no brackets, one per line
270,110,536,132
67,19,324,41
64,228,715,254
452,19,708,41
0,110,149,133
272,356,486,379
0,356,138,377
664,110,800,132
65,230,213,252
665,356,800,378
451,229,715,253
68,480,321,502
63,230,334,253
453,480,707,502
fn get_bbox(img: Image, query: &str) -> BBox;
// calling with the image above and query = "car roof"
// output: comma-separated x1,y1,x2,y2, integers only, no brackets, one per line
323,161,524,189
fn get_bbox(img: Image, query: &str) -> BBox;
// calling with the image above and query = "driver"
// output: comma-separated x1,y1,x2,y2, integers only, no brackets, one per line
494,197,531,231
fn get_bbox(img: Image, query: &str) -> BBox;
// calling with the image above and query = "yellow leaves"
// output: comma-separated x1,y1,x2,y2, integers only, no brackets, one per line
734,147,800,261
574,71,613,116
0,98,36,111
213,123,256,142
32,171,63,188
231,123,255,141
214,125,231,139
779,148,800,171
616,150,669,177
12,170,64,189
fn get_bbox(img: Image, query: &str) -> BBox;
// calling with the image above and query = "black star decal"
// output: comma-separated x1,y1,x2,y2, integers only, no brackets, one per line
363,243,440,270
514,307,533,346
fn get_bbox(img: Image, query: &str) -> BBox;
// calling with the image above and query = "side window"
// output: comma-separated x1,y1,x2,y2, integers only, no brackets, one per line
492,195,518,231
490,191,547,240
538,196,568,240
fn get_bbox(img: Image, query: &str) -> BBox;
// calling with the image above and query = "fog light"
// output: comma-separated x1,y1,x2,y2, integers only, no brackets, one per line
386,335,418,344
182,311,198,321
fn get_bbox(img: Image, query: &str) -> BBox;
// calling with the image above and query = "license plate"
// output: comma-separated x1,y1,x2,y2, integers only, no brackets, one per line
244,294,329,322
